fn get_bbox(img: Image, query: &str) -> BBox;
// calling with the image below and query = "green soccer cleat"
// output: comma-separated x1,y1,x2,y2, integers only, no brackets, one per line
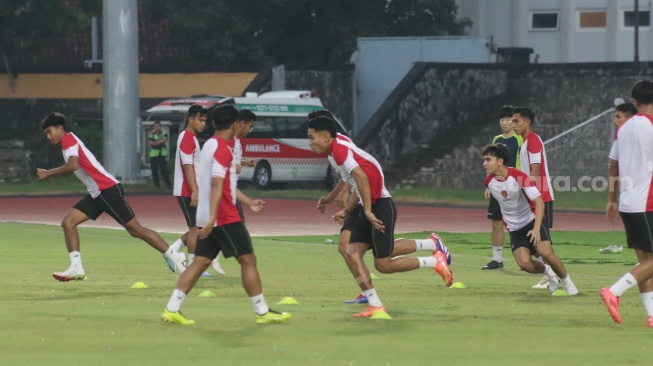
161,309,195,325
255,309,292,324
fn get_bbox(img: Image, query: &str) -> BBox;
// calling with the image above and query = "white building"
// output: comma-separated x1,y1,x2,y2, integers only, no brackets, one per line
456,0,652,62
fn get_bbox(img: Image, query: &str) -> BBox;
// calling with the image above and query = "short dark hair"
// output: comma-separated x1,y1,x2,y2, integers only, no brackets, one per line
238,109,256,122
41,113,67,131
187,104,208,119
153,121,161,126
631,80,653,105
615,102,638,116
482,143,510,166
513,107,536,124
308,109,335,120
308,116,337,138
210,104,239,131
498,105,514,119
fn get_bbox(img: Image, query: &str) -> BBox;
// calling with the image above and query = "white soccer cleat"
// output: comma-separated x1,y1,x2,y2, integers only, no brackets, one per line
532,275,550,289
211,258,226,275
165,250,187,274
52,266,86,282
548,275,561,293
564,282,579,296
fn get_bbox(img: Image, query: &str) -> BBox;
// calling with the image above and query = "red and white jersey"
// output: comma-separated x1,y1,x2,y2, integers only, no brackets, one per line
60,132,118,198
173,130,200,197
327,133,355,184
485,168,541,231
330,137,390,204
228,137,243,204
609,114,653,212
196,136,241,227
520,131,554,202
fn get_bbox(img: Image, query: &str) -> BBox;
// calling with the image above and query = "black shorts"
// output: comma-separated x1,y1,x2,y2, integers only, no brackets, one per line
509,219,552,255
73,184,135,226
349,198,396,259
543,201,554,229
195,221,253,260
487,195,502,221
620,212,653,252
176,196,196,227
341,205,363,233
236,201,245,223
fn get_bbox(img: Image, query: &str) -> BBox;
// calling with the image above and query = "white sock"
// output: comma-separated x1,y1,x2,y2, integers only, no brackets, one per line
188,254,195,266
166,288,186,313
250,293,270,315
543,264,556,277
170,238,185,252
640,291,653,317
561,275,574,287
364,288,383,307
492,246,503,263
69,251,82,268
418,256,437,269
415,239,437,251
610,272,638,297
165,247,176,258
535,256,544,264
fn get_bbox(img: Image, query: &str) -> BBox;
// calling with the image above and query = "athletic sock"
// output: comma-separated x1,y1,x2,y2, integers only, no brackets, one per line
250,293,270,315
640,291,653,317
188,254,195,266
535,256,544,264
418,256,437,269
543,264,556,277
69,251,82,268
415,239,437,251
363,288,383,307
170,238,185,252
610,272,638,297
166,288,186,313
561,275,574,287
492,246,503,263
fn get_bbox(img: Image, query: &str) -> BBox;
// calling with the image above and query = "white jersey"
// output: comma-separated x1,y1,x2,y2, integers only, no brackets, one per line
327,133,357,187
173,130,201,197
60,132,118,198
609,114,653,213
485,168,541,231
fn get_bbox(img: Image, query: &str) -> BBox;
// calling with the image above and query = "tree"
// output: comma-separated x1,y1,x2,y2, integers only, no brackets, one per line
142,0,471,66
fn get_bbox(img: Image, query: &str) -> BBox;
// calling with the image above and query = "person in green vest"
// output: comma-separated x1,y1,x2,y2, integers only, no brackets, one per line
149,121,172,189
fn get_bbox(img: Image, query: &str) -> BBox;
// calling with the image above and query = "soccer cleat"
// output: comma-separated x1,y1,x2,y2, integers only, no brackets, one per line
433,251,453,287
255,309,292,324
352,305,387,318
599,245,623,254
532,275,550,289
200,271,213,278
647,316,653,328
429,233,451,265
344,294,368,304
161,309,195,325
164,250,187,273
52,267,86,282
482,260,504,270
548,275,561,293
564,282,579,296
600,288,622,324
210,258,226,275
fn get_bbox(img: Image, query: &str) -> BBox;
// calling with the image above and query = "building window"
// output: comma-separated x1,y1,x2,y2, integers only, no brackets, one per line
579,11,607,29
531,12,560,31
624,10,651,27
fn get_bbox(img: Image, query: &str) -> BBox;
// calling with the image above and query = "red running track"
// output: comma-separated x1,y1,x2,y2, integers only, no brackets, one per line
0,195,622,236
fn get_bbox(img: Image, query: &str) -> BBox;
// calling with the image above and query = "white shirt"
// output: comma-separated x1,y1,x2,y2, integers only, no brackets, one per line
485,168,541,231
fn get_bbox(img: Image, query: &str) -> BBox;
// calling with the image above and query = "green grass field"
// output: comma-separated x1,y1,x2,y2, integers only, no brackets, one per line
0,222,649,366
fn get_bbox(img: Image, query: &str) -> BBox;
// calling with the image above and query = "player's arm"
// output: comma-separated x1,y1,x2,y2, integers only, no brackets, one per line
336,182,352,207
606,159,619,223
37,156,79,180
236,188,265,214
349,166,385,232
198,176,224,239
529,163,541,183
333,189,359,225
182,163,199,207
317,179,346,213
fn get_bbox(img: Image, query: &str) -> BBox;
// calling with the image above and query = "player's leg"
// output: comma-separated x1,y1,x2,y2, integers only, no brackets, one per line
483,196,504,270
532,201,555,288
535,225,577,295
392,233,451,265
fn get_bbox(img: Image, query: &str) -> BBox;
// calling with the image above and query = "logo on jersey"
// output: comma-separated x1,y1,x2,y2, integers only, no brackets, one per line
501,190,508,199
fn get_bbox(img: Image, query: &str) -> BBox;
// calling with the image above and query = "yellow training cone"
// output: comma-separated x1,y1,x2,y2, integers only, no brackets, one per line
197,290,217,298
277,297,299,305
450,282,467,289
130,282,149,289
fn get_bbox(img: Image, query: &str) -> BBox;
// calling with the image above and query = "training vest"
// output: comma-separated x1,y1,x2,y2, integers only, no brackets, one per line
149,132,168,157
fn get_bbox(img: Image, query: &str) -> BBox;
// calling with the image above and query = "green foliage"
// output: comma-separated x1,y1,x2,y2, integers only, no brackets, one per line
141,0,472,65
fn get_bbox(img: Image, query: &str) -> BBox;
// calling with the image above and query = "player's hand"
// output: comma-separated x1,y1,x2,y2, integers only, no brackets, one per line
317,196,332,213
606,202,619,224
241,159,257,168
527,229,541,245
364,211,385,233
190,192,198,207
336,191,348,207
36,168,49,180
249,199,265,214
198,220,214,239
236,164,243,174
333,210,348,224
484,188,490,199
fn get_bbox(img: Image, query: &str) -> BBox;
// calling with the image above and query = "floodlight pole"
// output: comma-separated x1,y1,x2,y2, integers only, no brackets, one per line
635,0,640,63
102,0,141,181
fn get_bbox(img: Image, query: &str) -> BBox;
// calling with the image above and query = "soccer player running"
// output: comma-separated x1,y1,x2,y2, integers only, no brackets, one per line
601,80,653,327
513,107,556,290
162,105,290,325
168,104,214,277
483,144,578,295
312,110,451,305
37,113,186,281
308,116,452,319
209,108,258,275
483,105,523,270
